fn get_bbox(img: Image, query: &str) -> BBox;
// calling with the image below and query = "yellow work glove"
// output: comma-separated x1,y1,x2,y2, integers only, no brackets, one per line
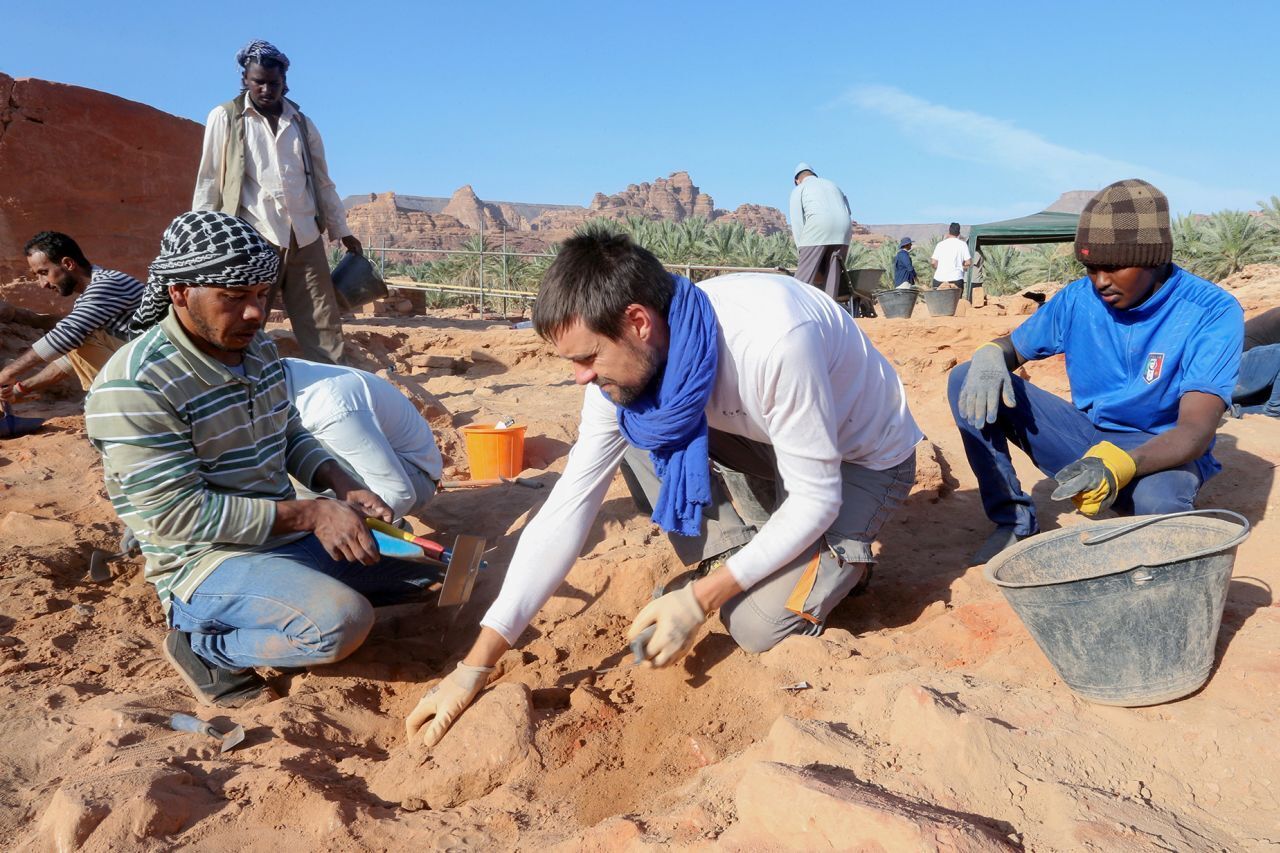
1050,441,1137,516
404,662,493,748
626,583,708,668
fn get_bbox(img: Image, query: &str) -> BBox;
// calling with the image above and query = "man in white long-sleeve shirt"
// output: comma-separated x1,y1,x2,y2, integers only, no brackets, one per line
789,163,854,299
192,40,362,364
284,358,443,519
406,232,922,748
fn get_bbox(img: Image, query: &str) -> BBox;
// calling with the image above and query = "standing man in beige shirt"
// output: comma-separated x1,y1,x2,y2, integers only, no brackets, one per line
193,40,361,364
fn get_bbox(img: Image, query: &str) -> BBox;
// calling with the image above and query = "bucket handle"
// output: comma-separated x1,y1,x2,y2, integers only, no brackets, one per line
1080,509,1251,566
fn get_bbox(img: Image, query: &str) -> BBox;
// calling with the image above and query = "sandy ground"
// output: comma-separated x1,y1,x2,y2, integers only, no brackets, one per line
1,272,1278,850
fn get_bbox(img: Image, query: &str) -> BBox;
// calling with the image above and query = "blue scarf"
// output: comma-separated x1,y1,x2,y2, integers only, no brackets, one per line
616,276,719,536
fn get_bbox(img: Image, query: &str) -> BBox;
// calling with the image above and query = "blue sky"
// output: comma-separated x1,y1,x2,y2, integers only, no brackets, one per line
5,0,1277,224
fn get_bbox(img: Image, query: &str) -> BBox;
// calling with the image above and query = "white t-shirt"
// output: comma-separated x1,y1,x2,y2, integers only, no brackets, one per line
284,359,443,517
931,236,971,282
480,273,923,644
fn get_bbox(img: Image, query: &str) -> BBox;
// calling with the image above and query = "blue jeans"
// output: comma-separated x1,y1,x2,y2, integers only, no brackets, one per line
168,534,440,669
1233,343,1280,417
947,362,1204,536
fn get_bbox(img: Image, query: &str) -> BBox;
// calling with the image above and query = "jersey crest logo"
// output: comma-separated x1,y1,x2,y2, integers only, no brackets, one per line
1143,353,1165,384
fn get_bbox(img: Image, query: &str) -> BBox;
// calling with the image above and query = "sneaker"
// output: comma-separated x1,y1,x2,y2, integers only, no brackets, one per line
694,543,746,579
847,562,873,597
162,630,270,708
970,525,1033,567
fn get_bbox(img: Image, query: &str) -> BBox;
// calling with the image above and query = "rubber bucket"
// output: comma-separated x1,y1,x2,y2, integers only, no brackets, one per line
874,288,917,319
985,510,1249,706
331,252,388,310
462,425,527,479
921,287,962,317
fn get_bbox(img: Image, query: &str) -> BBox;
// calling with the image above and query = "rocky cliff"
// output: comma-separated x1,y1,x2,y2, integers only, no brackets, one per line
0,72,202,283
345,171,792,254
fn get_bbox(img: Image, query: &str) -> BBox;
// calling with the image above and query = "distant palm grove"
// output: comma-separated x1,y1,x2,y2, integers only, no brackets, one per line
362,198,1280,307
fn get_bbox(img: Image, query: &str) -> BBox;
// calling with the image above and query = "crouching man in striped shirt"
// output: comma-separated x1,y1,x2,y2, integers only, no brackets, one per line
86,211,439,707
0,232,143,403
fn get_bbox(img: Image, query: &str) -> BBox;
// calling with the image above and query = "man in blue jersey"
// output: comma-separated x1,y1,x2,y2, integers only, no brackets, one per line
947,180,1243,565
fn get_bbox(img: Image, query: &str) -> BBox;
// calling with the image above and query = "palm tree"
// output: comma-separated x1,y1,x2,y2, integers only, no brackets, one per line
706,221,748,267
1172,213,1205,271
1026,244,1083,285
1186,210,1278,281
1258,196,1280,234
981,246,1031,295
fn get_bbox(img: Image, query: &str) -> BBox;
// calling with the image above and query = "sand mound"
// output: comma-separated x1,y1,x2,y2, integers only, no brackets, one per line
2,307,1278,850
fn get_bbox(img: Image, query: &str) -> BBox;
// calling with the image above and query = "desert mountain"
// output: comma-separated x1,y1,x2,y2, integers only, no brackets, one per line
344,171,792,253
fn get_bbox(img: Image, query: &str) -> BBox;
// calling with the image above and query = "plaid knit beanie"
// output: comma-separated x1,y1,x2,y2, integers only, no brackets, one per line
1074,179,1172,268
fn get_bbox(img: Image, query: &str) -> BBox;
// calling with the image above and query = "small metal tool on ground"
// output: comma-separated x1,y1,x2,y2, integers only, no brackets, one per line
169,712,245,753
86,530,139,583
439,475,543,490
593,624,658,674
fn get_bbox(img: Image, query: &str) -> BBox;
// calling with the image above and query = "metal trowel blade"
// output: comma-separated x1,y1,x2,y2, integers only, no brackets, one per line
437,535,486,607
220,724,246,753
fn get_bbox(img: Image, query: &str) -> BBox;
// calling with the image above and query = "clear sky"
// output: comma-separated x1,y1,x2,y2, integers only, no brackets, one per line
5,0,1277,224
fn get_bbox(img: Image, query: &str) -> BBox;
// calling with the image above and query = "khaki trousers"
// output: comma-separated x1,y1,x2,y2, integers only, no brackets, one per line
62,329,126,389
272,234,345,364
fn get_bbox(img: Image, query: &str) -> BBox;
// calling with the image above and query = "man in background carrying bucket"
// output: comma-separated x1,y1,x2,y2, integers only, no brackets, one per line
193,40,362,365
948,179,1244,566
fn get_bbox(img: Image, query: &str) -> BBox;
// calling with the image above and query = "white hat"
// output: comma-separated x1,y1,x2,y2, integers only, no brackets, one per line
793,162,815,180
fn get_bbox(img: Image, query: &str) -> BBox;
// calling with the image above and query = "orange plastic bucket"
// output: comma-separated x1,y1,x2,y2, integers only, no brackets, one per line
461,425,526,479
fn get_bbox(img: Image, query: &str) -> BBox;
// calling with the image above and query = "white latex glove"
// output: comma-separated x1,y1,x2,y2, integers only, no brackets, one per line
405,663,493,748
626,583,708,668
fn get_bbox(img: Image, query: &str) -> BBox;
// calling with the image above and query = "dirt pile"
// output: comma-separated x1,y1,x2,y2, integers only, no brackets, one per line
1,305,1278,850
0,73,202,283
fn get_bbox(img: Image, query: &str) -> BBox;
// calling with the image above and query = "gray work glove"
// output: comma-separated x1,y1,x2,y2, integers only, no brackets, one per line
958,343,1016,429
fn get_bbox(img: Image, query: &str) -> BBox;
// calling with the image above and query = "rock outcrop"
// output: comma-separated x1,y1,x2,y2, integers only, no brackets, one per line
0,72,202,283
346,171,794,258
586,171,715,222
714,202,789,236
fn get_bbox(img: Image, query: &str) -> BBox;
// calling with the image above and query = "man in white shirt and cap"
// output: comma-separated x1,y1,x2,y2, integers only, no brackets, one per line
193,39,362,365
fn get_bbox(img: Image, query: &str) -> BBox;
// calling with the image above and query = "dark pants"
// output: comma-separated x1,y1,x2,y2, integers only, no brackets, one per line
947,362,1205,536
795,244,849,299
1233,343,1280,417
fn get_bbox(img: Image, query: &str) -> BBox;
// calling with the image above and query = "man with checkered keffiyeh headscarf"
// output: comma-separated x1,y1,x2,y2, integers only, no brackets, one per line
191,39,363,365
85,209,441,709
946,179,1245,568
129,210,280,336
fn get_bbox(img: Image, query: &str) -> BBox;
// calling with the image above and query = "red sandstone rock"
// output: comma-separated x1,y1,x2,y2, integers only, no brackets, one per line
367,682,538,809
724,761,1016,851
0,72,202,283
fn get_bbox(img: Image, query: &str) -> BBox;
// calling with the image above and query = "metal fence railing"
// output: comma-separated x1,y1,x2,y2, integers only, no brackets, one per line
365,240,789,316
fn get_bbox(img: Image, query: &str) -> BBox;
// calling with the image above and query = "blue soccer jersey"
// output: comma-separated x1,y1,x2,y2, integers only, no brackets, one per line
1011,265,1243,477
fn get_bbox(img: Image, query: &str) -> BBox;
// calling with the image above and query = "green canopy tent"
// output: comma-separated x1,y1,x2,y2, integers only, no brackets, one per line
964,210,1080,300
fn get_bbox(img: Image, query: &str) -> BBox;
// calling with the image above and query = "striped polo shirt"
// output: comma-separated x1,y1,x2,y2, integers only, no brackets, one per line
31,266,144,359
85,310,333,610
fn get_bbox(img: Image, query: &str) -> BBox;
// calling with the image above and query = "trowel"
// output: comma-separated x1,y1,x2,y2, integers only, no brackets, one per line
366,519,487,607
86,529,139,583
169,712,245,753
